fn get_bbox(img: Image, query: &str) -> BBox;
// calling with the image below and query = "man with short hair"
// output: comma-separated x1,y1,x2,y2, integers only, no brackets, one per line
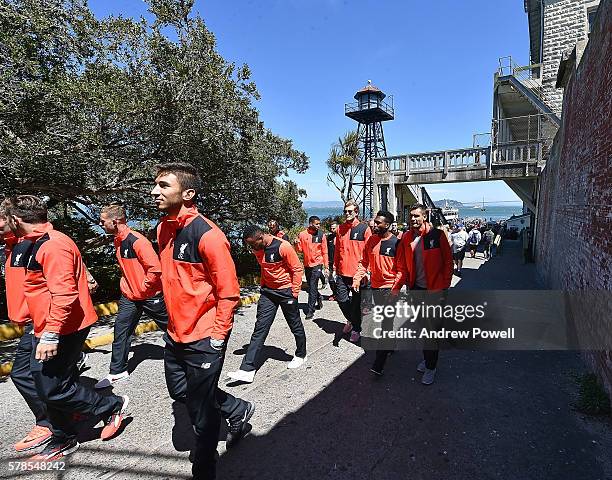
450,224,469,276
334,200,372,342
295,216,328,320
468,226,482,258
227,225,307,383
393,203,453,385
1,198,52,453
152,163,253,480
95,204,168,389
390,221,402,239
268,218,289,241
482,226,495,259
352,211,402,375
7,195,129,460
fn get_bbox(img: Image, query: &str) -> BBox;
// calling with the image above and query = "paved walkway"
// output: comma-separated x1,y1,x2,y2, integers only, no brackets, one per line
0,240,610,479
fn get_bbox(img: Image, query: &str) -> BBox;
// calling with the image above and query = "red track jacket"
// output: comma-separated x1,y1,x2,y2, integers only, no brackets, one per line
354,234,402,289
23,223,98,336
296,227,329,267
334,218,371,278
157,206,240,343
3,234,31,325
254,237,303,297
114,227,162,301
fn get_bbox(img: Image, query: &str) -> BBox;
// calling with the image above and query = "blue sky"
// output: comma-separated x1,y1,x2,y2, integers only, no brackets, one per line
89,0,530,204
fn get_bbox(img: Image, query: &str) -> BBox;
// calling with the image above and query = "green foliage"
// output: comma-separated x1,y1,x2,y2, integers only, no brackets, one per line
0,0,308,227
0,0,309,295
574,373,611,415
326,130,362,203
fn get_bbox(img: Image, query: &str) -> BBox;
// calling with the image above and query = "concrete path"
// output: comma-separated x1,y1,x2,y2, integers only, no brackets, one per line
0,240,610,479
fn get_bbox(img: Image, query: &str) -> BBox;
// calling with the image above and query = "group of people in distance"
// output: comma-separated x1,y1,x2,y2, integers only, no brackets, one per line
0,161,455,480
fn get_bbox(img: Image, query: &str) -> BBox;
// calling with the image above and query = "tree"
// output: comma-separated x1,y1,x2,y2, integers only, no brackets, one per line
0,0,308,228
326,130,362,203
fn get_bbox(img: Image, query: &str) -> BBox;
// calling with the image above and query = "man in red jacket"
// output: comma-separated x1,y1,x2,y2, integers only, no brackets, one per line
152,163,253,480
295,215,328,320
1,199,53,452
268,218,289,241
393,203,453,385
6,196,129,460
352,211,402,376
95,204,168,389
334,200,372,342
227,225,307,383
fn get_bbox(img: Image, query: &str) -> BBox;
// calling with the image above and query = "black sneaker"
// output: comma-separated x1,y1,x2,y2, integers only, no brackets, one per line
316,295,323,310
226,401,256,448
30,437,79,461
305,313,314,320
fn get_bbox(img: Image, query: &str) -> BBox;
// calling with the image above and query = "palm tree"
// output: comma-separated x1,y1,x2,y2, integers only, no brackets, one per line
326,130,362,203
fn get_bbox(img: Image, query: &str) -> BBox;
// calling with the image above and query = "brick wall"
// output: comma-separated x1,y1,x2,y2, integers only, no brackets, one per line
542,0,590,113
535,0,612,398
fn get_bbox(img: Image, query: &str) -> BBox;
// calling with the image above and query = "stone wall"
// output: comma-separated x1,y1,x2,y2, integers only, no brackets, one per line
535,0,612,397
541,0,591,113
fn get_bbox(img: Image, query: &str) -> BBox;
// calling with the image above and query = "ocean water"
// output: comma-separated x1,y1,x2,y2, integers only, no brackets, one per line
304,205,524,225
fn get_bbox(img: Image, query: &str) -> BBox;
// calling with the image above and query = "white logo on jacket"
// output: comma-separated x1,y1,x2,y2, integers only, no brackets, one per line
429,240,435,249
270,253,275,262
178,243,188,259
353,233,358,239
385,247,391,255
13,253,22,265
124,249,129,257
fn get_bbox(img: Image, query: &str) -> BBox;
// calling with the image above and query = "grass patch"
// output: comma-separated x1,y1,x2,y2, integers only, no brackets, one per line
574,373,611,415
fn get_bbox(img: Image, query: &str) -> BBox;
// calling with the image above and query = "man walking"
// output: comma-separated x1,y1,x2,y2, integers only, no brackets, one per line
450,224,469,277
152,163,253,480
326,221,338,300
268,218,289,241
95,205,168,389
295,216,328,320
334,200,371,342
468,226,482,258
393,204,453,385
1,199,52,452
482,226,495,259
7,196,129,460
352,211,401,375
227,225,307,383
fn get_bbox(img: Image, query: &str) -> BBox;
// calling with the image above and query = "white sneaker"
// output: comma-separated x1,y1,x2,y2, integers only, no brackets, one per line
94,371,129,389
349,330,361,343
421,368,436,385
226,369,255,383
342,322,352,334
417,360,426,373
287,356,307,369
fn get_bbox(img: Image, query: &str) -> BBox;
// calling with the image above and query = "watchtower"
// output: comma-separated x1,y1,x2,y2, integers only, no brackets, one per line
345,80,394,219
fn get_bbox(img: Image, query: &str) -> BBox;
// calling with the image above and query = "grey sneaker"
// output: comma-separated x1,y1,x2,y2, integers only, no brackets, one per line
416,360,426,373
421,368,436,385
226,402,256,448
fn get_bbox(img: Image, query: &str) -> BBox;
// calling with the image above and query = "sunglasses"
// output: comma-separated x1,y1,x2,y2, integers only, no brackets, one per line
344,209,355,214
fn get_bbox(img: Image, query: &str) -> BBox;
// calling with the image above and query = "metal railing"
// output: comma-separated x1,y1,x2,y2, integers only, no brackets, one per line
344,98,394,116
492,113,557,162
497,56,546,103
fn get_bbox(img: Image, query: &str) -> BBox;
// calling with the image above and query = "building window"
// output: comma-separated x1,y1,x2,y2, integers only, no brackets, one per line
586,3,599,34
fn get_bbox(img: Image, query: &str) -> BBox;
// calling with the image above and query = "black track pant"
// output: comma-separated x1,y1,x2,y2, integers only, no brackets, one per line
110,293,169,374
240,287,307,372
10,324,50,428
335,275,362,332
412,285,440,370
304,265,323,315
164,334,246,480
31,328,123,442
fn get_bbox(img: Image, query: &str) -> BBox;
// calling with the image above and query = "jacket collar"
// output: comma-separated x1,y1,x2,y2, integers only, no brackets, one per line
163,205,199,229
23,222,53,242
115,226,132,242
410,222,431,239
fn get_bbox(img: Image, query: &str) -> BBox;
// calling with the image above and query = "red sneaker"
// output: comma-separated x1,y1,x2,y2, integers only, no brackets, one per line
14,425,52,452
101,395,130,440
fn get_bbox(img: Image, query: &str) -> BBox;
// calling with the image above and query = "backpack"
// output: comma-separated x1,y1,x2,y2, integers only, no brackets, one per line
483,230,494,243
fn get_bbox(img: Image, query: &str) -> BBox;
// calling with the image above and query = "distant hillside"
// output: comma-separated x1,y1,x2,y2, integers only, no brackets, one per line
434,198,463,208
303,200,344,208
